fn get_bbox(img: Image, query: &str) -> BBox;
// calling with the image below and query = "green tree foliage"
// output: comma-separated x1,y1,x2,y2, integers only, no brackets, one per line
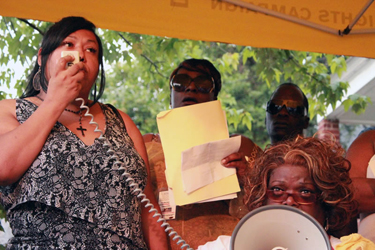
0,16,371,150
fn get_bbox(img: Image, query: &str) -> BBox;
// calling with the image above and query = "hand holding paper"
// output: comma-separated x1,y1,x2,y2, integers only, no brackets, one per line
181,136,241,194
157,100,240,205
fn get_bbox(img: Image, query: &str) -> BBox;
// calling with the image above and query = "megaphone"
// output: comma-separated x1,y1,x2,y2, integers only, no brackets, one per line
230,205,331,250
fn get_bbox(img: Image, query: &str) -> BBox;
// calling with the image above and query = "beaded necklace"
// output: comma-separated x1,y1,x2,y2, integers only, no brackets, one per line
34,95,87,136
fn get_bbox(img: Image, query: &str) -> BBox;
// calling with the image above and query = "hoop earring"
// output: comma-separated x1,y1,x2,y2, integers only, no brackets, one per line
324,218,329,231
33,68,41,91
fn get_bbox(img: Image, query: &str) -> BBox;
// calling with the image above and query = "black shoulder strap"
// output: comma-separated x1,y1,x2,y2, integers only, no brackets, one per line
106,103,126,131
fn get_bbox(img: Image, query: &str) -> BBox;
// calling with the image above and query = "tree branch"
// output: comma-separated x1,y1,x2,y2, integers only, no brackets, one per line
117,32,166,78
284,50,325,85
17,18,45,36
117,32,132,46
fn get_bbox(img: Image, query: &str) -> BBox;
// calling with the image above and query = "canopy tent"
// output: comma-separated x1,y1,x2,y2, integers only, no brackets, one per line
1,0,375,58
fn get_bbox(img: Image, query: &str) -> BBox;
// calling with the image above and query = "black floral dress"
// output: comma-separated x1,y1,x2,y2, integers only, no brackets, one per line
0,99,148,249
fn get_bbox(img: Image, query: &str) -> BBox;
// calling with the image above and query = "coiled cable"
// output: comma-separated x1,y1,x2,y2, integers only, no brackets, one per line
76,98,193,250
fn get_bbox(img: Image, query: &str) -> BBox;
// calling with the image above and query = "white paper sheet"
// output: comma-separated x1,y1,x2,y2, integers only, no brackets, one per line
181,136,241,194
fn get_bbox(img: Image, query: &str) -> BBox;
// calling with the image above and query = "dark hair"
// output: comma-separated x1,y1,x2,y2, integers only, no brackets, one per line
271,83,309,114
244,136,358,233
21,16,105,104
169,58,222,98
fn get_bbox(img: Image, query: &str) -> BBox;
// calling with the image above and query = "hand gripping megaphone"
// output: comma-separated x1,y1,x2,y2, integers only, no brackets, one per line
230,205,331,250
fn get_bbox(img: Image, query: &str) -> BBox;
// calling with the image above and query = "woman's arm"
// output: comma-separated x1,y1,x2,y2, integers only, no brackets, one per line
0,98,65,185
346,130,375,214
120,111,169,250
0,57,87,186
221,135,261,185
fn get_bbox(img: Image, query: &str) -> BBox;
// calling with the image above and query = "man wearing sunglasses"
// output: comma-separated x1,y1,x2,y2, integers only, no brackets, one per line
144,58,260,249
265,83,310,145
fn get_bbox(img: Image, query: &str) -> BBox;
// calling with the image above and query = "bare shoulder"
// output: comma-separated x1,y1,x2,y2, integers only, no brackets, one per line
0,98,17,109
347,129,375,154
361,129,375,140
356,129,375,140
0,99,19,134
347,129,375,177
116,109,141,138
117,109,135,127
0,99,17,117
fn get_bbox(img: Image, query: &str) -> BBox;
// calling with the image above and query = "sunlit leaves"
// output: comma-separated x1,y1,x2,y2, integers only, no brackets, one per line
225,108,253,131
328,56,347,78
242,47,256,64
0,16,371,148
342,94,372,114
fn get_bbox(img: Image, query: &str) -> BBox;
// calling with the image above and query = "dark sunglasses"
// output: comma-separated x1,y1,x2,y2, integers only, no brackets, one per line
266,189,319,205
266,100,307,117
170,74,215,94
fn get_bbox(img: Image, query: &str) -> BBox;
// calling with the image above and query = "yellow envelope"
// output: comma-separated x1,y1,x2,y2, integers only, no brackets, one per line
156,100,240,205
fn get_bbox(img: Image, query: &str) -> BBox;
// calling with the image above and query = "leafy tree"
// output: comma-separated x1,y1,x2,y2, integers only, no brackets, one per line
0,16,372,247
0,16,371,150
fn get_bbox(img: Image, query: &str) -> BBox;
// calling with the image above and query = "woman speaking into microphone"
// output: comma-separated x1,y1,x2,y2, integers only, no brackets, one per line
0,16,167,249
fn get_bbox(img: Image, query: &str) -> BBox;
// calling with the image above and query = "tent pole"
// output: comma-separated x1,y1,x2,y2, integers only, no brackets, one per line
221,0,339,35
350,29,375,34
341,0,374,34
222,0,375,36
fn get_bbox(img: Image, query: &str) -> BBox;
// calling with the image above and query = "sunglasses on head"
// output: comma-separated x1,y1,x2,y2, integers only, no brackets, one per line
266,99,307,117
266,189,319,205
170,74,215,94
